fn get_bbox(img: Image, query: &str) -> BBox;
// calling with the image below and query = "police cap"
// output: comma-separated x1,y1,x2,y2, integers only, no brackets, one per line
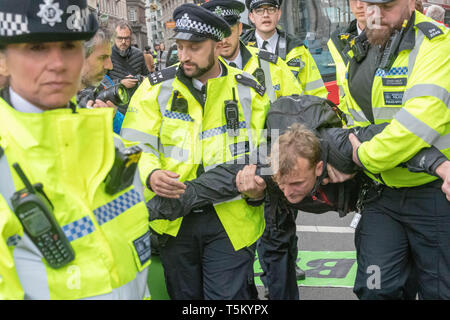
173,3,231,42
202,0,245,26
245,0,283,11
0,0,98,45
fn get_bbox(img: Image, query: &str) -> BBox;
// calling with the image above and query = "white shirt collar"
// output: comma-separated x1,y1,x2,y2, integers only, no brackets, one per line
9,87,44,113
255,30,279,54
223,50,243,70
192,62,223,91
357,22,364,36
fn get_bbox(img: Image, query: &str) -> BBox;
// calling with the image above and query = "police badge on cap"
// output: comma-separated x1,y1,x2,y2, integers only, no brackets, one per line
245,0,283,11
202,0,245,26
173,3,231,42
0,0,98,44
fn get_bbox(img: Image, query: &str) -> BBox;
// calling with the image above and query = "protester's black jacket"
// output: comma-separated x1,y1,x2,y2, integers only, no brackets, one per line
146,96,447,221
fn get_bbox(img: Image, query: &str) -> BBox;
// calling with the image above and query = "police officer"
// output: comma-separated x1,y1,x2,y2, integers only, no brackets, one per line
242,0,329,98
327,0,367,112
203,0,303,300
343,0,450,299
202,0,302,103
0,0,151,300
121,3,270,300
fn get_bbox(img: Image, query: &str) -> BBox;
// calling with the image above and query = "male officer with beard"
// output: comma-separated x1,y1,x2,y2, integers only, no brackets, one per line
344,0,450,299
121,3,270,300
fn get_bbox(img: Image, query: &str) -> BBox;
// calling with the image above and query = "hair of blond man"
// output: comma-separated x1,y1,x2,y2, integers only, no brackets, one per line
270,123,321,183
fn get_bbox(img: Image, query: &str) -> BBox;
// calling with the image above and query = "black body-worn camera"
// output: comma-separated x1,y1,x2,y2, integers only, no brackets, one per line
105,145,143,195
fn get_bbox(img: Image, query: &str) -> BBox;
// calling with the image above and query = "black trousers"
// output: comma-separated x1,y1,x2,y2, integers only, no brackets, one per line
257,203,299,300
159,209,256,300
354,181,450,299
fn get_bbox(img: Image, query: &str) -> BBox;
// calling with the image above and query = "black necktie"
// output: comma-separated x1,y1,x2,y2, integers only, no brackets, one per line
229,62,237,68
261,40,269,50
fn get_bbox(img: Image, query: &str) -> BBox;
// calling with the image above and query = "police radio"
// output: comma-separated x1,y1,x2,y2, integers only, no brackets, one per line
104,145,142,195
10,163,75,269
379,20,408,71
225,88,240,137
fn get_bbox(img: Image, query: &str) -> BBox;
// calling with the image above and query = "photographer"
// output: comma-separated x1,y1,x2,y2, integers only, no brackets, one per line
78,27,125,134
107,21,149,114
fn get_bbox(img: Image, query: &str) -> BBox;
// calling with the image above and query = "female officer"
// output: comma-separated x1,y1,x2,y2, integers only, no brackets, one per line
0,0,151,300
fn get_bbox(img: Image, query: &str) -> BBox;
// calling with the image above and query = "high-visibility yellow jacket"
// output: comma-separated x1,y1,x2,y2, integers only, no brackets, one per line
327,19,360,123
121,62,270,251
342,11,450,187
235,42,302,102
0,90,151,300
241,28,328,98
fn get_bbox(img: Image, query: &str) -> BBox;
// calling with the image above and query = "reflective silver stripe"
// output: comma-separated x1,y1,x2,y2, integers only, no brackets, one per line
395,108,441,145
82,268,150,300
260,60,276,102
214,195,242,206
204,163,218,172
120,128,161,159
373,107,402,120
236,74,255,153
113,136,125,149
0,150,15,210
157,79,175,116
13,233,50,299
305,78,325,92
434,134,450,151
121,128,160,150
408,29,425,78
338,85,345,97
346,116,355,127
348,108,369,123
162,145,189,162
14,232,149,299
402,84,450,108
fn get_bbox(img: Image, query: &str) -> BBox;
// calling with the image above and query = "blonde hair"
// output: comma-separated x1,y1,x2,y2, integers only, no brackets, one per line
270,123,321,182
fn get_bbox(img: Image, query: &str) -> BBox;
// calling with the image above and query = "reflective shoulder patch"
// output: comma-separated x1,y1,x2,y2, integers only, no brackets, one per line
149,65,178,86
382,78,407,87
416,22,444,40
133,230,151,267
235,74,266,97
384,91,404,105
258,50,278,64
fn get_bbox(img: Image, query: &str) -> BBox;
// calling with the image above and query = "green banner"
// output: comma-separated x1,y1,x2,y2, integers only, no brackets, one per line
254,251,357,288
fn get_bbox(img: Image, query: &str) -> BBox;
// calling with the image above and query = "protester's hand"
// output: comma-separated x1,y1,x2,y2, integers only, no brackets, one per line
87,99,117,115
236,164,267,199
149,170,186,199
349,133,363,167
436,161,450,201
323,163,356,185
121,75,139,88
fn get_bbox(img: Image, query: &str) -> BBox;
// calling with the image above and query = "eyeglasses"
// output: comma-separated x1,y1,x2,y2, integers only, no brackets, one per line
116,36,131,42
253,6,278,16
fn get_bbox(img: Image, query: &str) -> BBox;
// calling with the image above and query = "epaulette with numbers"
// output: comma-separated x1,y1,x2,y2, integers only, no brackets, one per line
235,73,266,97
416,21,445,40
257,50,278,64
149,65,178,86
